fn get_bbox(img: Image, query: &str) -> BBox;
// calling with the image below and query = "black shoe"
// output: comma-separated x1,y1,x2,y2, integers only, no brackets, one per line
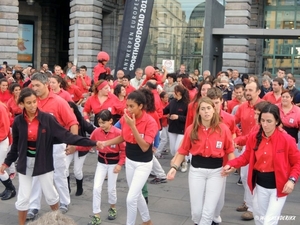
149,178,167,184
1,189,16,200
237,177,243,186
75,178,83,196
1,178,16,200
0,189,7,198
211,222,219,225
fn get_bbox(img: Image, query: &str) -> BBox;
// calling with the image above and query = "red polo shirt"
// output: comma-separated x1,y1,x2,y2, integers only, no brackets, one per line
161,101,169,127
67,84,83,102
38,92,78,129
178,123,234,158
125,85,136,96
0,90,12,104
152,89,163,118
90,126,126,166
185,102,198,130
263,92,281,104
277,104,300,128
83,93,119,115
76,75,91,93
24,111,39,142
254,134,274,172
93,63,107,83
0,103,10,141
220,110,236,135
227,98,241,114
112,98,126,116
235,99,263,136
7,97,22,116
54,89,73,102
119,111,158,144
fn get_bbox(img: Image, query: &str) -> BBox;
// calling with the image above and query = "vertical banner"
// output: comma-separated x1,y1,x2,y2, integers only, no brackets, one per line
18,23,34,67
115,0,154,78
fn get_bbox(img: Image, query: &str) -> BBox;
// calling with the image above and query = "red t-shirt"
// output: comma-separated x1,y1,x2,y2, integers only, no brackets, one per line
119,111,158,144
178,123,234,158
0,103,10,141
53,89,73,102
277,104,300,128
227,98,241,114
93,63,107,83
0,90,12,104
235,99,263,136
125,85,136,96
67,84,83,102
37,92,78,129
76,75,91,93
7,97,22,116
185,102,198,130
263,92,281,104
83,93,119,115
90,126,126,166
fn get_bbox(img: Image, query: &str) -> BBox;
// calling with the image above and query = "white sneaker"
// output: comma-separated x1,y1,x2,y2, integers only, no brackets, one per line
181,161,188,173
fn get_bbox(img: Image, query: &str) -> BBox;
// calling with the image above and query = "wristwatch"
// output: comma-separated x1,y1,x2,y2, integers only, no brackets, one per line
289,177,296,184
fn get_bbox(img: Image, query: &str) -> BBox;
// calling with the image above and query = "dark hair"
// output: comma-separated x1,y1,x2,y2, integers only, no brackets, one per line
254,101,271,112
68,101,83,124
9,82,21,94
127,90,146,110
106,74,114,81
139,88,155,112
159,91,167,99
114,84,125,96
241,73,249,82
204,75,215,83
97,109,113,122
278,68,286,72
174,85,190,105
176,74,184,79
221,71,229,77
153,66,159,70
145,81,157,90
18,88,37,104
272,77,284,86
122,74,131,81
80,65,87,71
234,84,245,91
281,89,294,98
50,75,68,90
227,68,233,73
0,78,8,85
13,70,24,80
287,76,296,82
192,81,212,104
254,104,282,151
166,73,176,82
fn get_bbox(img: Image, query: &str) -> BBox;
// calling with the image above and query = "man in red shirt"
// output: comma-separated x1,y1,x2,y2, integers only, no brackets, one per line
113,70,124,88
26,73,79,218
234,81,263,221
54,65,66,79
76,65,91,94
263,77,283,104
122,75,136,96
227,84,246,114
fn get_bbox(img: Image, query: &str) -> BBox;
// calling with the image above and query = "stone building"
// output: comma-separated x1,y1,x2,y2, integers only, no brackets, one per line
0,0,300,76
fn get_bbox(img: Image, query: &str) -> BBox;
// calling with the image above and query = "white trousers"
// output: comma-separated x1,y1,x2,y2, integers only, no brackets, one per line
156,126,169,154
16,157,59,211
29,143,70,209
189,166,224,225
253,185,287,225
151,155,166,179
213,177,227,223
126,157,153,225
240,147,253,212
92,162,118,214
168,132,184,156
0,137,9,181
66,151,87,180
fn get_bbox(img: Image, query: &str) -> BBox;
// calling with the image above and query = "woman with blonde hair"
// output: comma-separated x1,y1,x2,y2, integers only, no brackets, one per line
167,97,235,225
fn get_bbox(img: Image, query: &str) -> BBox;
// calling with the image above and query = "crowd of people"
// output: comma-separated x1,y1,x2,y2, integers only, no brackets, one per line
0,53,300,225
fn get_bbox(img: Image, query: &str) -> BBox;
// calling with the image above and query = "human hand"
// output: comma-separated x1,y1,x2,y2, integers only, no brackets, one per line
167,168,177,180
65,145,76,155
96,141,106,149
169,114,179,120
221,165,235,177
113,164,122,173
0,164,8,174
282,180,295,194
124,109,135,127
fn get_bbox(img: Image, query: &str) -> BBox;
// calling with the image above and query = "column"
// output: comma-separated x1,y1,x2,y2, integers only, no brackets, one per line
69,0,103,74
222,0,252,74
0,0,19,66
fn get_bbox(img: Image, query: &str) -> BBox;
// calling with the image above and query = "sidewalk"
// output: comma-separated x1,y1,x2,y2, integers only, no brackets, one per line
0,152,299,225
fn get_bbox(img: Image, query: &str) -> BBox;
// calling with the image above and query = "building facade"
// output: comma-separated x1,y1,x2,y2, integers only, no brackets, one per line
0,0,299,76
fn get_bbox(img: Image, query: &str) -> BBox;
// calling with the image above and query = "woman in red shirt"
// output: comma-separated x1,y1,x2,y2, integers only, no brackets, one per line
7,83,22,118
0,78,12,104
223,104,300,225
99,90,158,225
167,97,234,225
49,75,73,102
13,71,24,87
277,90,300,143
112,84,127,124
83,80,118,127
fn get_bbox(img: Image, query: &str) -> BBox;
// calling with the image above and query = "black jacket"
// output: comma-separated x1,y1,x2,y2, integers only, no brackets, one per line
78,117,96,157
163,98,188,134
5,109,97,176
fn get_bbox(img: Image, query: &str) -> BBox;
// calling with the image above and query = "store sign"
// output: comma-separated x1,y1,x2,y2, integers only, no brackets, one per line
18,23,34,67
162,59,175,73
115,0,154,78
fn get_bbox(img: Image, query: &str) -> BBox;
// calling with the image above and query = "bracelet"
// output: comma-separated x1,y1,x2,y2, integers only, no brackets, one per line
171,164,179,171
